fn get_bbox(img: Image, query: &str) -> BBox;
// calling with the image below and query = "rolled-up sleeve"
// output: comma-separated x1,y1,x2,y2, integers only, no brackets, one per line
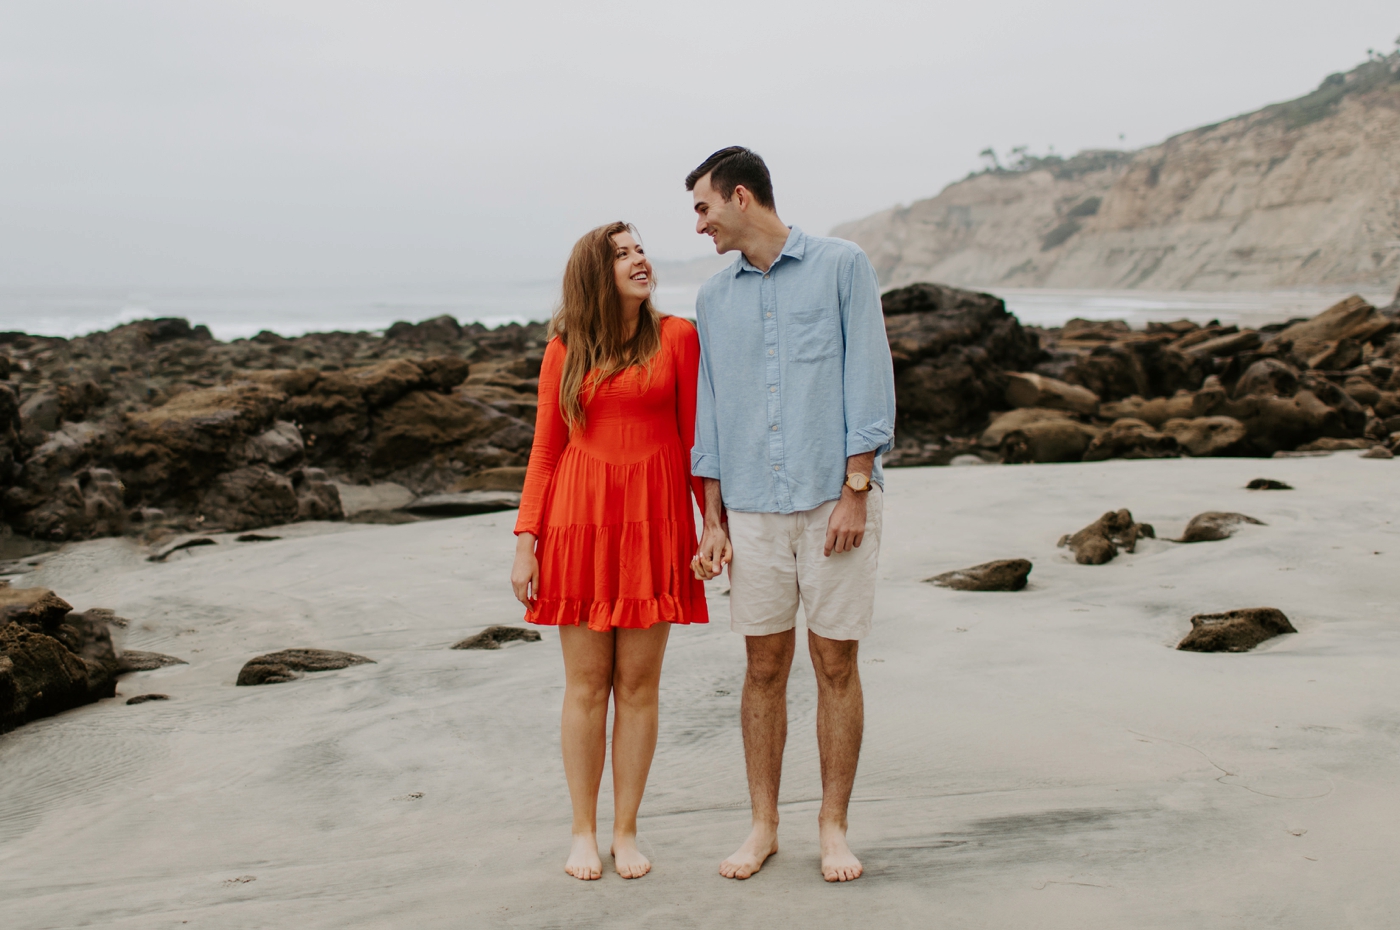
690,290,723,480
840,250,897,458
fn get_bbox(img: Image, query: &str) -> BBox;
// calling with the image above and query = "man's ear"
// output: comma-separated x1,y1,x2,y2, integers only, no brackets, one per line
732,184,751,212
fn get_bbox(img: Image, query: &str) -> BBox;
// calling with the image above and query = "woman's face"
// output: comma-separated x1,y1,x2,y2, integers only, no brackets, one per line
611,232,652,306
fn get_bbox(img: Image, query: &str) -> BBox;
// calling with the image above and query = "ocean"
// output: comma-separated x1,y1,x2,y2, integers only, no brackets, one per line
2,282,1391,342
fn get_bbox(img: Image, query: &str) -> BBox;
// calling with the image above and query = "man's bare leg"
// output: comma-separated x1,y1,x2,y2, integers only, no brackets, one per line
720,629,795,879
809,630,864,882
558,625,613,880
608,623,671,878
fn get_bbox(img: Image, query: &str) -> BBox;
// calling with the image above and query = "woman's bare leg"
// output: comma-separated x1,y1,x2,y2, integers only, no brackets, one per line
608,623,671,878
559,624,615,880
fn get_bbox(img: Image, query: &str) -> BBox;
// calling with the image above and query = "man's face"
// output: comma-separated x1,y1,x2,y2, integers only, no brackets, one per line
692,173,745,254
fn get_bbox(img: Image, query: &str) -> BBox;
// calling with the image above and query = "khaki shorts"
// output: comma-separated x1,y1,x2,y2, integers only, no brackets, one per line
726,485,883,641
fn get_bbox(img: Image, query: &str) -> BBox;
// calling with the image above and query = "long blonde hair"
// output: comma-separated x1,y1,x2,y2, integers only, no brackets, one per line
550,221,663,430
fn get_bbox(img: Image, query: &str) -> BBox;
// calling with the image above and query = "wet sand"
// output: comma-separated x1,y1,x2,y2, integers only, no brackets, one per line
2,454,1398,928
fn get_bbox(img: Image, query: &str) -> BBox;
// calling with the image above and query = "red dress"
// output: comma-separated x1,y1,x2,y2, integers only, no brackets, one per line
514,316,709,630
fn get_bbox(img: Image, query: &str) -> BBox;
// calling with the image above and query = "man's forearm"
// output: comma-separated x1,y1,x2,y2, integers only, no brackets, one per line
702,477,725,530
846,451,876,483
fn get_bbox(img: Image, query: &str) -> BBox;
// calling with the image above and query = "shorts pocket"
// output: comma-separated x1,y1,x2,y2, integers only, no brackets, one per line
786,306,842,363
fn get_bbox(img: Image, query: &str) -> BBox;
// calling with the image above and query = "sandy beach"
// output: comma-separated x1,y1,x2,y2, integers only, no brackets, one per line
2,454,1398,928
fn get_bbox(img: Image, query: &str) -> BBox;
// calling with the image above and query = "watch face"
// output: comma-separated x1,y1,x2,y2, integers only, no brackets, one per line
847,473,869,491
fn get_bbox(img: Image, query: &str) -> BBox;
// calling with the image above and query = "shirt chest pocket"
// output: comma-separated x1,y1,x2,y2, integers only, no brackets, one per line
785,306,842,363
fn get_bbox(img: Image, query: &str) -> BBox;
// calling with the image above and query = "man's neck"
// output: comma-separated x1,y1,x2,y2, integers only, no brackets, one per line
738,213,791,273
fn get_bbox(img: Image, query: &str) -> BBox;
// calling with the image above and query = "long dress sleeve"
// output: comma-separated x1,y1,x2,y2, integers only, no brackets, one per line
670,318,706,513
514,337,569,537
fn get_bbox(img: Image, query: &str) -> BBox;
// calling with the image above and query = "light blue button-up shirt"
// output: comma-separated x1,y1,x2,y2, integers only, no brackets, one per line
691,227,897,514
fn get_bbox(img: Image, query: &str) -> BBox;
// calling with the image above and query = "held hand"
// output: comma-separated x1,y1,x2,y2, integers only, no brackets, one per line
511,536,540,607
824,490,868,557
692,524,732,581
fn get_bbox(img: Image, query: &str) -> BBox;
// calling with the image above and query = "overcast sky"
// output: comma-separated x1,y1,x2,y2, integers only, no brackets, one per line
1,1,1395,289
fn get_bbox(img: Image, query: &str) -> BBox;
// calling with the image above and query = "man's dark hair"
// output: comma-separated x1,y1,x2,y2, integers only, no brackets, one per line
685,146,775,210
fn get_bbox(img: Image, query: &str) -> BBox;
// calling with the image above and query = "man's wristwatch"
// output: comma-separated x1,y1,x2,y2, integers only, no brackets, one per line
844,473,871,493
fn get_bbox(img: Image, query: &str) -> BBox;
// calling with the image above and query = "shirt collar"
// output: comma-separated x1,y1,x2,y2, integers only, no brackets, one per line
733,226,807,276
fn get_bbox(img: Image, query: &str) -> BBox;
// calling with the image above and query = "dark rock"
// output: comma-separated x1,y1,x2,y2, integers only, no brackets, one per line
236,648,375,686
235,533,281,542
148,535,217,562
1160,416,1248,457
126,693,169,705
1234,358,1299,398
1057,509,1154,564
1082,419,1180,461
1246,478,1292,490
1177,607,1296,652
926,559,1032,591
880,283,1043,440
1296,437,1371,452
291,467,343,521
0,595,121,732
452,466,527,492
1185,330,1262,358
117,650,187,672
452,625,542,649
1361,445,1394,459
1173,512,1264,542
1004,372,1100,415
198,465,298,531
402,491,521,516
1000,420,1101,464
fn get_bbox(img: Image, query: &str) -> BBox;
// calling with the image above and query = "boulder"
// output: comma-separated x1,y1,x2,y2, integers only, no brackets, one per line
926,559,1032,591
368,391,507,472
979,408,1073,447
452,466,528,492
1004,372,1099,416
246,421,304,467
1177,607,1296,652
1345,377,1382,408
1099,391,1198,428
1173,512,1264,542
1362,445,1394,459
1246,478,1292,490
881,283,1044,439
1234,358,1299,398
20,390,62,433
1218,390,1344,456
126,694,170,705
332,481,416,516
1057,509,1154,564
198,465,298,531
1160,416,1247,457
0,594,120,732
401,491,521,516
117,650,187,672
1275,295,1392,364
1296,437,1372,452
1184,330,1262,358
236,649,375,686
1000,420,1102,464
452,626,543,649
291,467,343,521
1082,419,1179,461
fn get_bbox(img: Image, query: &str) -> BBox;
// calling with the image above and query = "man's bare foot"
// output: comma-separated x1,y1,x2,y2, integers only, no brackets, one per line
719,824,779,879
609,834,652,879
565,833,602,880
819,822,862,882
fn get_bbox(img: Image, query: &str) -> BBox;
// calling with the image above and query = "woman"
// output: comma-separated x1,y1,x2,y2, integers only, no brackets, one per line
511,221,708,881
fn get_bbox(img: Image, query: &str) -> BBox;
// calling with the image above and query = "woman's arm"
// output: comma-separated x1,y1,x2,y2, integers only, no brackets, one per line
672,318,706,513
514,337,569,538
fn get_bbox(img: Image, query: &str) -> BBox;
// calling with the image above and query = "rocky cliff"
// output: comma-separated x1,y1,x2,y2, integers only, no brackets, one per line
835,51,1400,292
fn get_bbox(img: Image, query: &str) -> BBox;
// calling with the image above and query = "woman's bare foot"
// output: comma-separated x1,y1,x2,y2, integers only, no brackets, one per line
719,824,779,879
565,833,602,880
819,822,862,882
609,834,652,879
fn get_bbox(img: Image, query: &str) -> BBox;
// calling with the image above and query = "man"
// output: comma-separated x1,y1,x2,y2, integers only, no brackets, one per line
686,146,896,883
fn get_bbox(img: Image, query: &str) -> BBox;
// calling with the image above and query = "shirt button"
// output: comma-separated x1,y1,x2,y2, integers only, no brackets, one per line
768,349,774,356
769,386,777,393
771,425,778,431
766,312,772,318
773,464,780,470
763,274,769,279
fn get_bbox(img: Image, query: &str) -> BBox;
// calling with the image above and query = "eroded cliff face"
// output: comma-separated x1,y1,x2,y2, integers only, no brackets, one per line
836,54,1400,292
